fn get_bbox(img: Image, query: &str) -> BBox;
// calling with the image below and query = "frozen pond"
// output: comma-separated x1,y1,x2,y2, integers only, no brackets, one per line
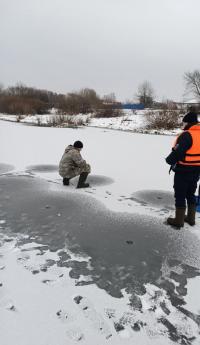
0,120,200,345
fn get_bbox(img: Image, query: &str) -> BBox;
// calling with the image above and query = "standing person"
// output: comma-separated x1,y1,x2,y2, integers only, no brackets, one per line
166,110,200,228
59,140,91,188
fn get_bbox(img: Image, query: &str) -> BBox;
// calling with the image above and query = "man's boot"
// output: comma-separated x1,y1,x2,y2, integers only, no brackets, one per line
77,172,90,189
63,177,70,186
167,207,186,228
184,204,196,226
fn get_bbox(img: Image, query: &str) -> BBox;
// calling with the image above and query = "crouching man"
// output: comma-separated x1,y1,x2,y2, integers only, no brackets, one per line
59,141,91,188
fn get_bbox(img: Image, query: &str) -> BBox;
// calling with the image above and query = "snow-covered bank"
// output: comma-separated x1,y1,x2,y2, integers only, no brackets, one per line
89,111,181,136
0,111,181,135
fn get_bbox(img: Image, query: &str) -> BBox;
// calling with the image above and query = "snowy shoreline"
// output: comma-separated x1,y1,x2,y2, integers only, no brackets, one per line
0,113,181,136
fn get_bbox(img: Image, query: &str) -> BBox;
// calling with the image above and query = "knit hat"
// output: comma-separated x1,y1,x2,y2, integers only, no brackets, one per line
182,112,198,123
73,140,83,148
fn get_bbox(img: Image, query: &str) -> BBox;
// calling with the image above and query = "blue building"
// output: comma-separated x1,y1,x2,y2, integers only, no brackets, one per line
121,103,144,110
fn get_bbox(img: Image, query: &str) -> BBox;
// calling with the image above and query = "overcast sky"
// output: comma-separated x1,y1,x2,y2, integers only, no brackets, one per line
0,0,200,101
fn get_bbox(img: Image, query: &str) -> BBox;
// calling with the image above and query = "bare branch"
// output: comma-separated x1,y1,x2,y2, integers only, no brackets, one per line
136,81,155,107
184,70,200,99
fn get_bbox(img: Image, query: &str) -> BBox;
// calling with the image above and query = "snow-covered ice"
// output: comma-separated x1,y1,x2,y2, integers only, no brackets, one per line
0,119,200,345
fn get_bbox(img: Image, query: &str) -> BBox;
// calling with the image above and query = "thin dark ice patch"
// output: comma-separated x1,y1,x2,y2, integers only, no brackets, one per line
26,164,58,173
131,190,175,210
1,176,200,343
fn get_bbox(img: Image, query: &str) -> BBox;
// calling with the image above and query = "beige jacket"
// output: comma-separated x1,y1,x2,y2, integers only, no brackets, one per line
59,145,90,178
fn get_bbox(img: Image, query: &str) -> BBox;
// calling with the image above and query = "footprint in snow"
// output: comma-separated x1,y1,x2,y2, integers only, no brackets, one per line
0,286,16,311
105,191,112,196
73,295,112,339
56,309,75,323
66,328,84,342
41,279,54,284
17,253,30,264
56,309,83,342
105,308,116,320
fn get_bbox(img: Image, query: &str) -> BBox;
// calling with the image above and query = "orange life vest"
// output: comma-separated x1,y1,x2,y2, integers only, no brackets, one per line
173,124,200,166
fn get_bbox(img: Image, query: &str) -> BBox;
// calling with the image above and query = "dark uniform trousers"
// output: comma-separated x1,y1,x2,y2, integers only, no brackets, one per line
174,172,200,207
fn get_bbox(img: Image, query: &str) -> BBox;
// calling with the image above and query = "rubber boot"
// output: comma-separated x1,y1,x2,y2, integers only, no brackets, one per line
63,177,70,186
184,204,196,226
77,172,90,189
167,207,186,228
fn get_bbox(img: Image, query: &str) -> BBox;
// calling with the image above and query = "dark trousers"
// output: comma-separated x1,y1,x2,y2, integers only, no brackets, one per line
174,172,200,207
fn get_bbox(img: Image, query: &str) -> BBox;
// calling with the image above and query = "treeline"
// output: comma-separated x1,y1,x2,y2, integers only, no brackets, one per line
0,84,122,116
0,84,56,114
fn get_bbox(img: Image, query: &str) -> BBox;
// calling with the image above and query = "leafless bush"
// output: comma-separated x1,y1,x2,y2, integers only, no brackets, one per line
61,116,79,127
16,115,26,122
45,115,90,127
84,116,90,124
6,83,59,108
0,95,49,115
93,104,123,118
0,84,66,114
145,110,181,130
49,115,65,126
160,100,178,110
58,88,102,114
36,117,42,126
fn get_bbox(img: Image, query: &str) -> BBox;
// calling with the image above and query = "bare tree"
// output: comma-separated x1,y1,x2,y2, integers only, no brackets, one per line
60,88,102,114
103,93,116,103
0,83,4,94
136,81,155,107
184,70,200,100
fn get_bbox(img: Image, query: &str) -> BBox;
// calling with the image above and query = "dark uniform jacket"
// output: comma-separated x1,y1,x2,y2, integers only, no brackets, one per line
166,124,200,173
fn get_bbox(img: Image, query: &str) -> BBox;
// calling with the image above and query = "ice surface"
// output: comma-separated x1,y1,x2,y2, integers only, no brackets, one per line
0,119,200,345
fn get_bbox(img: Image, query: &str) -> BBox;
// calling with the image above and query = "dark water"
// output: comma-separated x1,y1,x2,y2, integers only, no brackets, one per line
1,174,200,342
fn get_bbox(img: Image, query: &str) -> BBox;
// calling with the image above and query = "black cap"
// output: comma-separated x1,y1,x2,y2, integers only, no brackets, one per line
73,141,83,148
182,112,198,123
